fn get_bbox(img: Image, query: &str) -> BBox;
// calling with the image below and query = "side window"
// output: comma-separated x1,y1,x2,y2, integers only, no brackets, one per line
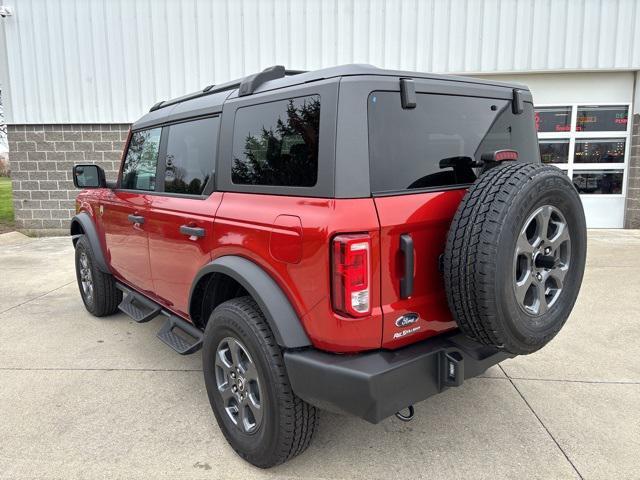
164,116,219,195
231,95,320,187
121,128,162,191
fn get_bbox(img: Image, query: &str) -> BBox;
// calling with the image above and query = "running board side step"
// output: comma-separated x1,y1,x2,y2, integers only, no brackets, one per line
156,314,203,355
117,285,161,323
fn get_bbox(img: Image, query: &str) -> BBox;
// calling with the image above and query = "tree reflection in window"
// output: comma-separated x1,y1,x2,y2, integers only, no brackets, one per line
121,128,161,191
232,96,320,187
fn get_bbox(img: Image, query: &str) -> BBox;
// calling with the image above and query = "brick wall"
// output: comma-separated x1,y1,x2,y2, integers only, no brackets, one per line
7,124,129,234
626,114,640,229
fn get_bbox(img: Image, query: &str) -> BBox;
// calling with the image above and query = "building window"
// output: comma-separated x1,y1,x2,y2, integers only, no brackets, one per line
572,170,624,195
573,139,626,164
534,104,631,197
576,105,628,132
539,139,569,164
535,106,572,133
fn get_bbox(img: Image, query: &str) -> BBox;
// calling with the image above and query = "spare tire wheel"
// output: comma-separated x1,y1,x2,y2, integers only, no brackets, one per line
444,162,587,355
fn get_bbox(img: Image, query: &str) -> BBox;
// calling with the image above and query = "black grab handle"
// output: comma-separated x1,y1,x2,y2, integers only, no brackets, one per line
179,225,205,238
400,233,414,299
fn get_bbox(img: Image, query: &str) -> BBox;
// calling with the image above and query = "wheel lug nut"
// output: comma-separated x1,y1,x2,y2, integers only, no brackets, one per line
544,247,551,254
232,386,237,392
230,372,236,378
536,273,542,281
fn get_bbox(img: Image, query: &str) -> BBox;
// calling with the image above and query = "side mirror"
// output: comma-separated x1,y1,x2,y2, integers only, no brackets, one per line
73,164,107,189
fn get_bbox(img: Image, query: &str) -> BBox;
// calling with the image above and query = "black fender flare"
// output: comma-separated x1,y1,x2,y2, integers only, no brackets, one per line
190,256,312,349
70,212,111,273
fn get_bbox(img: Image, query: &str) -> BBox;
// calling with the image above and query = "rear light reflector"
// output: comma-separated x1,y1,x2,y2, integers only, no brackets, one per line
331,234,371,317
481,149,519,162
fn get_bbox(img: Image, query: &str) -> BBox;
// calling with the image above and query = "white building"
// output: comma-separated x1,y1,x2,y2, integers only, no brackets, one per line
0,0,638,231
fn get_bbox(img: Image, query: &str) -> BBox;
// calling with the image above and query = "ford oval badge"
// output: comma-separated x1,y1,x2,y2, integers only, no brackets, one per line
395,313,419,328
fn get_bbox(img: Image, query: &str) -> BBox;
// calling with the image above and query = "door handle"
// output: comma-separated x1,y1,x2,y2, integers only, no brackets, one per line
400,233,414,299
128,214,145,225
180,225,205,238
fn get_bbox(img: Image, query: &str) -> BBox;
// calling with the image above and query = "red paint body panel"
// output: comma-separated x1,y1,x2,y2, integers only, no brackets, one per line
145,193,223,317
213,193,383,353
77,187,466,353
100,190,155,293
374,190,466,349
269,215,303,264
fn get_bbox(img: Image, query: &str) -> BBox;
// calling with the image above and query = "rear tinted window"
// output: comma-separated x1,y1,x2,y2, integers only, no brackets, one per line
121,127,162,191
232,95,320,187
368,92,539,193
164,117,219,195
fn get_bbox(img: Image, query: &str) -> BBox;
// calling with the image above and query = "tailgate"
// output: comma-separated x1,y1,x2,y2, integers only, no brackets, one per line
367,85,538,349
374,191,463,348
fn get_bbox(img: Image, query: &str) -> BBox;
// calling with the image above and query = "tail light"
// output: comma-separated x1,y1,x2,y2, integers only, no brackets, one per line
331,234,371,317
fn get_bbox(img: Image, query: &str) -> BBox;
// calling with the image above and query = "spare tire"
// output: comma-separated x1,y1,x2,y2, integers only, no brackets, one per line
444,162,586,355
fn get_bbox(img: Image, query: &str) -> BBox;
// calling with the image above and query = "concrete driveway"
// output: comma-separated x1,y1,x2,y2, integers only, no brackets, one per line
0,230,639,479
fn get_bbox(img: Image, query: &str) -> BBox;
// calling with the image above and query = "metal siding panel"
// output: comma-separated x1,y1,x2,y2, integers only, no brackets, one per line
2,0,639,123
632,0,640,66
547,0,568,70
367,0,385,68
501,0,520,71
614,0,635,67
448,0,466,73
581,0,601,69
432,0,451,72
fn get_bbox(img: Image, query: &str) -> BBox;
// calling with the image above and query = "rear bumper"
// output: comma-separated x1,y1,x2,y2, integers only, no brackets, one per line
284,331,512,424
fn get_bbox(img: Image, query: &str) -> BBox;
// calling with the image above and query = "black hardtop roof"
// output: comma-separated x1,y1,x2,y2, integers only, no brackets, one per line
132,64,529,130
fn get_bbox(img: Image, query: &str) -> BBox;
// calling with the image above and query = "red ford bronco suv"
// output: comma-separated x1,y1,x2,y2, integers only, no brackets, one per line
71,65,586,468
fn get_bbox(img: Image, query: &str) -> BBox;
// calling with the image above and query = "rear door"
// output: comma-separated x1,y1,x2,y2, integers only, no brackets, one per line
101,127,162,293
145,116,222,318
368,88,538,348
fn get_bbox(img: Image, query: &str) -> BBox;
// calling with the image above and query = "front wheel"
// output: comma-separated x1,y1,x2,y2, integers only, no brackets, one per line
202,297,318,468
74,235,121,316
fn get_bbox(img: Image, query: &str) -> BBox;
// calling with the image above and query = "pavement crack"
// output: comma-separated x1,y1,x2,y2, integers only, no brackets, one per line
499,365,584,480
479,375,640,385
0,281,75,316
507,376,640,385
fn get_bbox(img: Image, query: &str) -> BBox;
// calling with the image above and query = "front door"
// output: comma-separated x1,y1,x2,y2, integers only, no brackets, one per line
101,127,162,294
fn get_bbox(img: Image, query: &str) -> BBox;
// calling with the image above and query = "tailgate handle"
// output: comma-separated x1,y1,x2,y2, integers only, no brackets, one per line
400,234,414,298
180,225,205,238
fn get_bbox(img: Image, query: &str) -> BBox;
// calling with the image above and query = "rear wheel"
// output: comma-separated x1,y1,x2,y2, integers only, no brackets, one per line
444,162,587,355
202,297,318,468
74,235,121,317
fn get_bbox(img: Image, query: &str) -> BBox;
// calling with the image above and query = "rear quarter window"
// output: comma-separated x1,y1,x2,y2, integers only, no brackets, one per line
231,95,320,187
367,91,539,194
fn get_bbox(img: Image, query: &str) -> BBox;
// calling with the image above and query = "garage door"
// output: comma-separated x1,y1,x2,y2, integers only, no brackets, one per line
535,104,631,228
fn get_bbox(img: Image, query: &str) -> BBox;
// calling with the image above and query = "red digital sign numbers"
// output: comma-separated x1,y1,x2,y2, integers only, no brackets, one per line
534,106,572,133
577,106,628,132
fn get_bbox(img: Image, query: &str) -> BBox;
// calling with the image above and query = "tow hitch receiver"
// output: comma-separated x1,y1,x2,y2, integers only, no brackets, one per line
442,351,464,387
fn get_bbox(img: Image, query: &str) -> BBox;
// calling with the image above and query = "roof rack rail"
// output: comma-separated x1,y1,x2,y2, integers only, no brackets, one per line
148,66,307,112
